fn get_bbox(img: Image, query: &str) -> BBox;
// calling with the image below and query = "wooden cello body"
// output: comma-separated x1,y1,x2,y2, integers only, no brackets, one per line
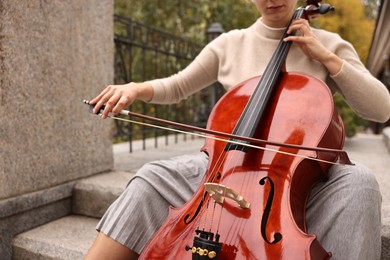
140,2,343,259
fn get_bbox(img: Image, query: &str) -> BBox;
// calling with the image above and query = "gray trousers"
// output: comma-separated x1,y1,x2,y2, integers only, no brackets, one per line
97,153,382,259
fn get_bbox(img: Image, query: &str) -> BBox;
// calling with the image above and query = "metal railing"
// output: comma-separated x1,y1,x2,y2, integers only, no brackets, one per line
113,15,224,152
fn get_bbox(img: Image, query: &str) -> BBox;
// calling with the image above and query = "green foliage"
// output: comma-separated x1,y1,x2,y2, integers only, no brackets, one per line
115,0,259,42
334,93,368,137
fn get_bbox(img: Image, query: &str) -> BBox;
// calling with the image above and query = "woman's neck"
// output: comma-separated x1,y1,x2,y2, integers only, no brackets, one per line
254,18,286,40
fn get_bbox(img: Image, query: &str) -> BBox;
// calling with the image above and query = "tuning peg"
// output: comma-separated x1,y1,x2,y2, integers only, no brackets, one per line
318,4,335,14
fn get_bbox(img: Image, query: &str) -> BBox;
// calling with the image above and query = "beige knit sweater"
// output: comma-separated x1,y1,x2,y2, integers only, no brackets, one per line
149,18,390,122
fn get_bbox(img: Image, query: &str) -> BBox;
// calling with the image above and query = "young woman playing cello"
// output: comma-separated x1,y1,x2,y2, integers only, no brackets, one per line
86,0,390,259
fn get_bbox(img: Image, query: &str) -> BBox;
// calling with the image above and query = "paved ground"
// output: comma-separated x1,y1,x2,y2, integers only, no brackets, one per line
343,133,390,227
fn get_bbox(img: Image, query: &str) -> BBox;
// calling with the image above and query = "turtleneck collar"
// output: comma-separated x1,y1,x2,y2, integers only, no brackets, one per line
252,18,286,40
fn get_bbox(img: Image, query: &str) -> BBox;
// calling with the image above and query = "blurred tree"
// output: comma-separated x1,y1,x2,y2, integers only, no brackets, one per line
361,0,381,19
114,0,378,136
114,0,258,43
115,0,375,61
314,0,376,63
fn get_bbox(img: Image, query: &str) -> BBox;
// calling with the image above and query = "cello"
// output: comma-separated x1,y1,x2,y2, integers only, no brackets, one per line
139,1,344,259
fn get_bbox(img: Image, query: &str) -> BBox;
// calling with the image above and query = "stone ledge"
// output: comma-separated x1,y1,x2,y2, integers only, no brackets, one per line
0,182,75,219
0,181,79,259
2,199,71,259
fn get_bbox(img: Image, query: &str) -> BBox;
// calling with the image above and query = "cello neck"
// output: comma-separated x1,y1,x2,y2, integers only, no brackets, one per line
225,8,305,151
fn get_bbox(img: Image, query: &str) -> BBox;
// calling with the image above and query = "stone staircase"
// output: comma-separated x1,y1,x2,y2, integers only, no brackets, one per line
11,131,390,259
12,136,204,259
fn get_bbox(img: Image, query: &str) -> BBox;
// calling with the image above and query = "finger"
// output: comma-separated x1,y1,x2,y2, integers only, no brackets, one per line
89,85,112,105
291,18,309,26
94,87,116,115
283,35,310,43
101,93,121,119
287,19,301,34
90,85,115,115
287,19,310,35
112,95,132,115
287,25,303,36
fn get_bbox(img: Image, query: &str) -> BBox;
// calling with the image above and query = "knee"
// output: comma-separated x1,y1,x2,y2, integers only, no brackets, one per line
329,162,381,202
125,176,159,203
348,162,379,190
126,161,162,188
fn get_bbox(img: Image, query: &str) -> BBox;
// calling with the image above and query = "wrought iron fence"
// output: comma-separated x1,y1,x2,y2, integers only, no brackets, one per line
113,15,224,152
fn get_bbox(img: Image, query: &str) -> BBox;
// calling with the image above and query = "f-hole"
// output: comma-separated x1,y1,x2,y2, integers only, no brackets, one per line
184,171,221,224
259,176,282,244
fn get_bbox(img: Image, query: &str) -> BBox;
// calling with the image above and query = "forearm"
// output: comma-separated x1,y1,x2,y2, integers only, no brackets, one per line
147,50,219,104
320,51,343,76
318,35,390,123
332,61,390,122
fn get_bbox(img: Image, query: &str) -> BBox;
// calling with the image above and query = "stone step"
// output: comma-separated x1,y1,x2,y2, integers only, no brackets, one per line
11,137,205,259
12,215,98,260
72,171,135,218
73,136,205,218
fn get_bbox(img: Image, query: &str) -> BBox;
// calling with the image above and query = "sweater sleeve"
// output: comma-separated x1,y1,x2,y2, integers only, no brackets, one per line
147,43,220,104
329,37,390,122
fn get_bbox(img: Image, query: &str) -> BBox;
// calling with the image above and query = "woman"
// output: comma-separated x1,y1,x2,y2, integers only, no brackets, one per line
86,0,390,259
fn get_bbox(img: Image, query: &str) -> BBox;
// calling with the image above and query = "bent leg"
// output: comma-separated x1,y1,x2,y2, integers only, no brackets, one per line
306,162,382,260
86,153,208,257
86,232,138,260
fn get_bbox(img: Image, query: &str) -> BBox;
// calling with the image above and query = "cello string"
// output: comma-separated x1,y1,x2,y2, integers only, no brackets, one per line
192,123,239,234
212,146,245,240
226,7,303,198
198,193,211,232
239,8,302,137
106,114,345,243
219,7,308,244
106,114,244,234
224,13,297,172
212,9,304,245
207,6,304,208
206,8,300,232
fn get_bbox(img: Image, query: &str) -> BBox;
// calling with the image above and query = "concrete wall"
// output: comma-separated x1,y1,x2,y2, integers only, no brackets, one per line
0,0,114,200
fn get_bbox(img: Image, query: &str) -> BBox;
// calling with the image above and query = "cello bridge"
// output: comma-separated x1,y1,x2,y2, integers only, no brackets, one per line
204,183,250,209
